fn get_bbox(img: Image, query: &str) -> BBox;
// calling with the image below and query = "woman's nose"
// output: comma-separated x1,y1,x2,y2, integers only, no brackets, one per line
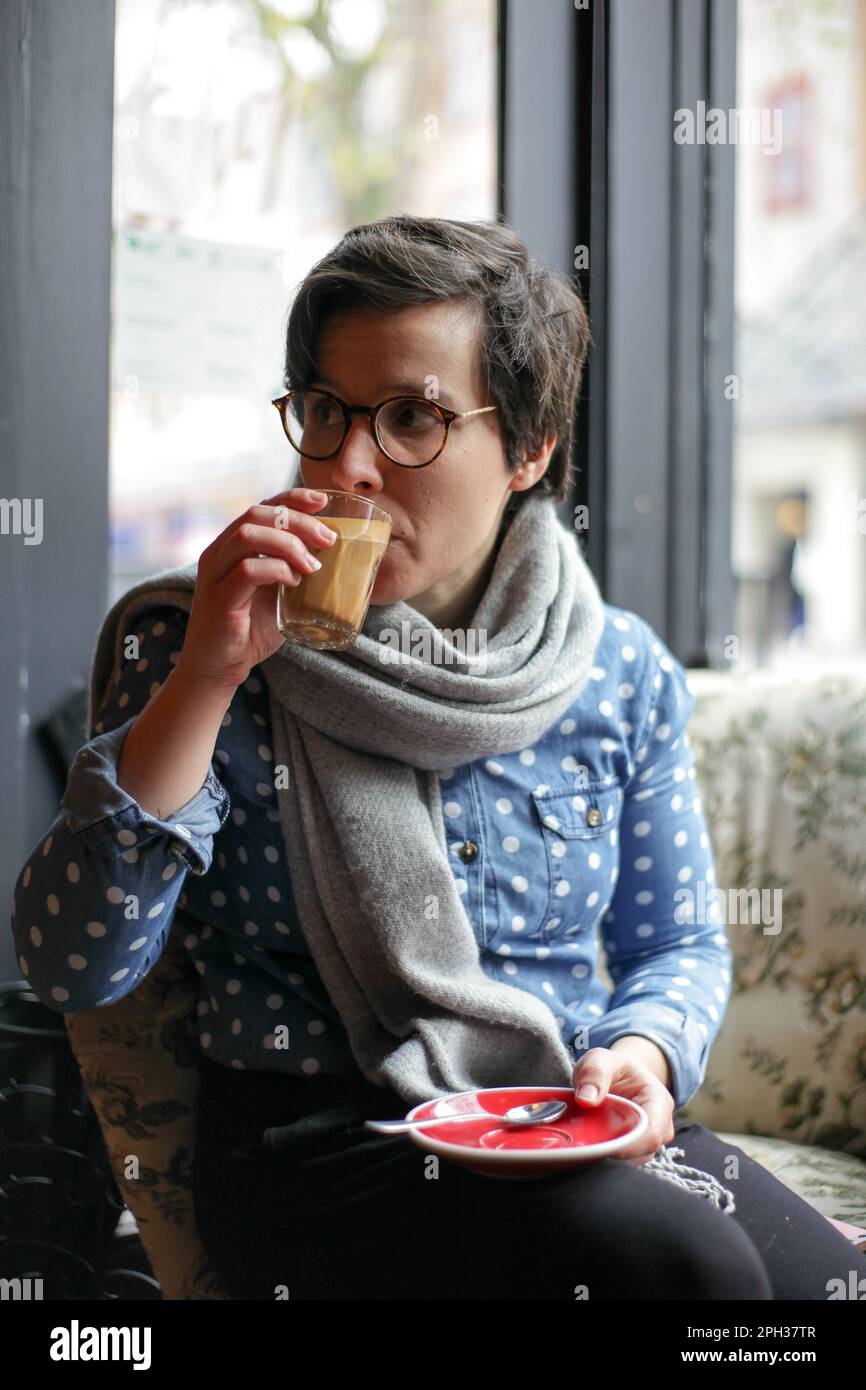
327,413,386,493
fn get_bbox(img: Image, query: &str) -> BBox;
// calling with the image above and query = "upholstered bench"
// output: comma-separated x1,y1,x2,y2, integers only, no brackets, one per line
666,666,866,1227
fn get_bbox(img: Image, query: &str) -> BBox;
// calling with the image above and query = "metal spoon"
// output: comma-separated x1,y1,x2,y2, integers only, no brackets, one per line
365,1098,569,1135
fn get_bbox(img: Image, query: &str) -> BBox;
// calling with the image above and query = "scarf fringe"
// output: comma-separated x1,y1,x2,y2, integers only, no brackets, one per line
639,1145,736,1213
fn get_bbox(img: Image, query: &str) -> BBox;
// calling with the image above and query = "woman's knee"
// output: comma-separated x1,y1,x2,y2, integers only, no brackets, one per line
517,1172,773,1301
646,1206,773,1301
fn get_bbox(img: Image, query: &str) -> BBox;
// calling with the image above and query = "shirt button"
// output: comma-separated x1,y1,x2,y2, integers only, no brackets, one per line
586,808,603,827
456,841,479,863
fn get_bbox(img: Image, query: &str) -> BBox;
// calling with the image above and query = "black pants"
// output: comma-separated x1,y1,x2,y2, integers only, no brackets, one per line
191,1056,866,1300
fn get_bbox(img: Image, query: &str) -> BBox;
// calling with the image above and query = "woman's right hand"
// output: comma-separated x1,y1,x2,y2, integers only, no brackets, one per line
175,487,337,695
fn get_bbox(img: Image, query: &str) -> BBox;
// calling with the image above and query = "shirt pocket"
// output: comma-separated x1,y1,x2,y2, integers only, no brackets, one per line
530,783,623,943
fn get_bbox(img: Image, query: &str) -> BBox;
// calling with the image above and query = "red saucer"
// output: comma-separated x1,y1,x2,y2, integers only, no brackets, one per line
403,1086,648,1178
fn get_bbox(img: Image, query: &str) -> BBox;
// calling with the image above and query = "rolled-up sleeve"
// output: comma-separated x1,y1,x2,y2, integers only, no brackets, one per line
10,608,230,1012
62,719,229,878
587,627,732,1109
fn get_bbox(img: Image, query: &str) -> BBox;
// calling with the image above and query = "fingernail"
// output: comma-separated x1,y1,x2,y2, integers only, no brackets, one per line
307,555,322,570
308,490,327,502
577,1085,598,1101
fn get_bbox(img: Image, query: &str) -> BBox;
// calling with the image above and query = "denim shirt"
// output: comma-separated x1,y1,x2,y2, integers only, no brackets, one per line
10,602,732,1109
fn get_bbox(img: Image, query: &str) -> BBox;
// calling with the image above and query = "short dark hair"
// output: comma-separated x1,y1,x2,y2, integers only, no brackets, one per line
283,214,591,505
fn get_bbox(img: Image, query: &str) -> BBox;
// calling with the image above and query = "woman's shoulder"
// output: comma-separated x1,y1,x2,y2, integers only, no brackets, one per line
92,604,191,734
571,603,695,783
592,602,688,694
132,603,190,641
125,603,191,685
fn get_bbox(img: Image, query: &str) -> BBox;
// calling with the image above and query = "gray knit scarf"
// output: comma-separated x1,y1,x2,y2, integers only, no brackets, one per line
87,491,734,1210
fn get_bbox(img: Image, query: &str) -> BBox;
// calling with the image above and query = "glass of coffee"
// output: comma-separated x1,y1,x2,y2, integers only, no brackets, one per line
276,490,392,651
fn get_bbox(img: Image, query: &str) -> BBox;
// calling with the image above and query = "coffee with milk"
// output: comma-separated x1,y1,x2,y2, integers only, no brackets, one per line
277,515,391,651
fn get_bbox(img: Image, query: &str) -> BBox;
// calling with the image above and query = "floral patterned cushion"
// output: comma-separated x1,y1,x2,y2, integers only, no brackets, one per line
64,665,866,1296
714,1131,866,1228
678,667,866,1163
671,667,866,1227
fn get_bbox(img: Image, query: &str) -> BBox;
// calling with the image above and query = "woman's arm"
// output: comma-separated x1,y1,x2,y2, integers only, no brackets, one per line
586,623,732,1110
11,609,231,1012
115,637,236,819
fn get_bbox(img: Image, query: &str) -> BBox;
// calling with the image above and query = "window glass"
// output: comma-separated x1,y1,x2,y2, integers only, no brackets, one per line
111,0,496,605
733,0,866,669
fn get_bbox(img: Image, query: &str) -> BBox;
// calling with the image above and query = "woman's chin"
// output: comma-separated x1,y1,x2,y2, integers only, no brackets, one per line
370,578,402,606
370,554,411,607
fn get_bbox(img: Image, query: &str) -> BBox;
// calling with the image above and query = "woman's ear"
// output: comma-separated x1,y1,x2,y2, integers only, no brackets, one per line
509,433,557,493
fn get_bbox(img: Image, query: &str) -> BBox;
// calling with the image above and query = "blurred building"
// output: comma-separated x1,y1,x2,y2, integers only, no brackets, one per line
733,0,866,666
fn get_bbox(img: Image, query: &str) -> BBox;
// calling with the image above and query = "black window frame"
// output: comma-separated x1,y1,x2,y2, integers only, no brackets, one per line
1,0,115,980
498,0,737,668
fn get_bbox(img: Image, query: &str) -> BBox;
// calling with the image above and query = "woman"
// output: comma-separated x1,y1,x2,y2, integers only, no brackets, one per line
12,215,864,1300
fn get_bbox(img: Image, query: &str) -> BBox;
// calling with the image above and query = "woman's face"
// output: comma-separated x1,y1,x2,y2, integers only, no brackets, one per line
297,300,554,610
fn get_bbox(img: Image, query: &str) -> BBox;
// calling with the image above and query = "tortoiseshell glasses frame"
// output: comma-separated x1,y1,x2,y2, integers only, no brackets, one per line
271,387,498,468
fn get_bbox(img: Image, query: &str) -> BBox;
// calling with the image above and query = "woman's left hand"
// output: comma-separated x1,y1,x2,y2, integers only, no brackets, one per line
571,1046,676,1165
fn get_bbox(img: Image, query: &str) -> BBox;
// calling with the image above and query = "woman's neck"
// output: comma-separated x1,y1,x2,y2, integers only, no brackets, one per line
409,499,513,632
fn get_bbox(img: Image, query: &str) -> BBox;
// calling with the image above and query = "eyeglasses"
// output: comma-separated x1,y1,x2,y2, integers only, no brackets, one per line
271,388,498,469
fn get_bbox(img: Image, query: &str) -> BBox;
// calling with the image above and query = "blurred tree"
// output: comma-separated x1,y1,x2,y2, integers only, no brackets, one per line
246,0,448,227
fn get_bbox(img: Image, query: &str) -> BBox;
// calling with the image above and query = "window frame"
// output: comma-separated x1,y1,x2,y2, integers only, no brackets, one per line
499,0,737,668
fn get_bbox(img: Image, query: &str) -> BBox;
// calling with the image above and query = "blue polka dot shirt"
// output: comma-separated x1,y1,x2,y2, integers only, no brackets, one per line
10,603,732,1109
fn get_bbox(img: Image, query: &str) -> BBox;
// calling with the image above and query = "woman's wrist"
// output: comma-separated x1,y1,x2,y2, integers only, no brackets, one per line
609,1035,673,1094
173,655,241,708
